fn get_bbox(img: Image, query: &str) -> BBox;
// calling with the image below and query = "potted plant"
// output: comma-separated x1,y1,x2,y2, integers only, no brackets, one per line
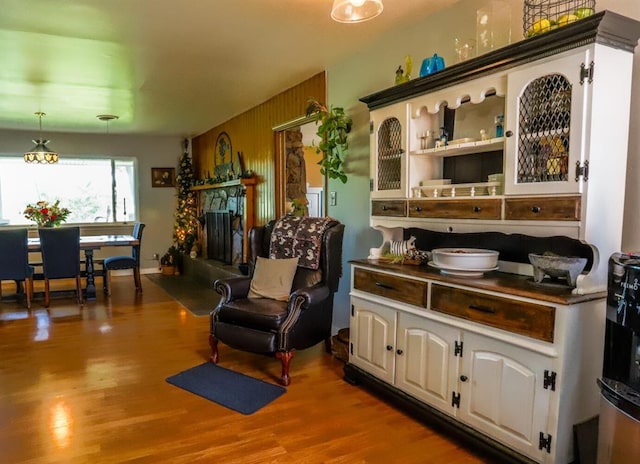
290,197,309,217
305,98,353,184
160,245,180,275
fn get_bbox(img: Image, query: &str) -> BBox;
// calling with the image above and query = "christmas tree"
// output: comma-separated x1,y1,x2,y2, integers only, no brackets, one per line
173,139,199,254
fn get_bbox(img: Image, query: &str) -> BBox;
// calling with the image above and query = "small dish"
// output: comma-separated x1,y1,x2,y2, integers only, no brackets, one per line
428,261,498,277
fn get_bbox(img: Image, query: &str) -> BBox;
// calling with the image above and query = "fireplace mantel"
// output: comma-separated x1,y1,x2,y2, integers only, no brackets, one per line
190,177,256,191
194,177,256,264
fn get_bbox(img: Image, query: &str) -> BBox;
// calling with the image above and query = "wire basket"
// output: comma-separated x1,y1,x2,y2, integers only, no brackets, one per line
523,0,596,37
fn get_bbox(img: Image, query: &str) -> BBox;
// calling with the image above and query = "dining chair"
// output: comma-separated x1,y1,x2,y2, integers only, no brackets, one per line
102,222,145,295
0,228,34,309
38,226,83,308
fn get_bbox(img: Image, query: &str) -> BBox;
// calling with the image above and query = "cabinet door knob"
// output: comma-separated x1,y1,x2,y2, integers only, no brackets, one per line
505,130,513,137
531,206,541,213
473,206,482,213
460,375,468,382
382,205,388,211
396,349,404,355
386,345,393,351
415,206,423,212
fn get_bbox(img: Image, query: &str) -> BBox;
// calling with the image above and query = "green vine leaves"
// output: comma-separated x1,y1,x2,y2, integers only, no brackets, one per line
305,98,353,184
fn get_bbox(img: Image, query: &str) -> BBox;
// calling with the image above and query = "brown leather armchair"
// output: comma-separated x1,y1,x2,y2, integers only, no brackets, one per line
210,217,344,385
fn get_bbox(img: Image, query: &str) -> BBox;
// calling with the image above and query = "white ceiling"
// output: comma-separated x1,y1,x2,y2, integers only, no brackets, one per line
0,0,458,137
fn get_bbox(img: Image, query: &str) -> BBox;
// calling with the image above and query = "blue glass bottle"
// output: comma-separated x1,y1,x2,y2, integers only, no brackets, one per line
495,114,504,138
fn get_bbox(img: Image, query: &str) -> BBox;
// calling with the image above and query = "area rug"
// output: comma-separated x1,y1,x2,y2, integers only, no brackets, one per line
166,362,286,414
145,274,220,316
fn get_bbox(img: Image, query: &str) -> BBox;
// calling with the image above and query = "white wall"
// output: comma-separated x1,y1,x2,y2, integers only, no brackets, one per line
0,128,183,271
326,0,640,332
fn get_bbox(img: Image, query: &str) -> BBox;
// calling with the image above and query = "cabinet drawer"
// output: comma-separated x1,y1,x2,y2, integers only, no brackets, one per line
504,196,581,221
430,284,555,342
372,200,407,217
408,199,502,220
354,268,427,307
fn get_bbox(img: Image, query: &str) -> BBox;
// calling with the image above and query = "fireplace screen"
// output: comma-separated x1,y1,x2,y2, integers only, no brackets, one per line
206,211,232,264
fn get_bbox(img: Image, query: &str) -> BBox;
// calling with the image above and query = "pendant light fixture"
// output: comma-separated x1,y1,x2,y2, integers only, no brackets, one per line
97,114,121,221
24,112,58,164
97,114,119,132
331,0,383,23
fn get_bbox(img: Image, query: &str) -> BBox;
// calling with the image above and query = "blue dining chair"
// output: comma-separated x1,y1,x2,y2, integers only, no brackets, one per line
38,226,83,308
103,222,145,295
0,228,34,309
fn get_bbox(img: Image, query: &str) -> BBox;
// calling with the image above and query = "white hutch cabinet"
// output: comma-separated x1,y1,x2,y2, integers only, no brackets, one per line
347,11,640,464
361,11,640,296
347,263,605,463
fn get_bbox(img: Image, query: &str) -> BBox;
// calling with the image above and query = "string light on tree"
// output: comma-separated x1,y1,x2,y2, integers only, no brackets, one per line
172,139,199,254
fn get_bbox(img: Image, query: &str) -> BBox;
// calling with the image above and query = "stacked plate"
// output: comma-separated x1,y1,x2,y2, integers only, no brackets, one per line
428,248,499,277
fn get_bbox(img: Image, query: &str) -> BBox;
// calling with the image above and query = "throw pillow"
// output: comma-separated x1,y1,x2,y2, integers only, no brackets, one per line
248,256,299,301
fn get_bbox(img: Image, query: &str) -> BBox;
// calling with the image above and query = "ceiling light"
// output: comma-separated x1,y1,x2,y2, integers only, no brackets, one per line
24,112,58,164
97,114,119,133
331,0,383,23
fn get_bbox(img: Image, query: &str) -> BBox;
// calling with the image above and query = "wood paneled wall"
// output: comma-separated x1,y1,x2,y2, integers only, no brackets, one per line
192,72,326,226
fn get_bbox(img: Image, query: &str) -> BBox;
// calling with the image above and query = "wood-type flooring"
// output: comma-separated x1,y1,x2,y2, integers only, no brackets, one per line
0,275,492,463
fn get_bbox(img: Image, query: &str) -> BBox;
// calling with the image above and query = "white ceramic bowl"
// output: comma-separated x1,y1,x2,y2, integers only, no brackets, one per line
431,248,499,270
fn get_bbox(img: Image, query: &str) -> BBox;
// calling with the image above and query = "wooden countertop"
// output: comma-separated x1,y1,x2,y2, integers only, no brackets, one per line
350,259,606,306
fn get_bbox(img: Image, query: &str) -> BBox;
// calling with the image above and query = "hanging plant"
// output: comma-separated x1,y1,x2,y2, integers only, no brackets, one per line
305,98,352,184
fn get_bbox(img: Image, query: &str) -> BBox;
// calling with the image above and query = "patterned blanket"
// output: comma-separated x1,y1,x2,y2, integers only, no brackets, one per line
269,215,338,270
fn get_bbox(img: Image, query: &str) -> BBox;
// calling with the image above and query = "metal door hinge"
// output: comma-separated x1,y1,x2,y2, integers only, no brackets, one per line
369,121,374,134
350,342,353,355
580,61,594,85
369,179,374,192
543,370,557,391
539,432,552,453
351,304,354,317
454,340,464,357
575,160,589,182
451,391,461,408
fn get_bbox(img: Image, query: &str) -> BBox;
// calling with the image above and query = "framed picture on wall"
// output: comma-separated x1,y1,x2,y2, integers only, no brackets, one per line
151,167,176,188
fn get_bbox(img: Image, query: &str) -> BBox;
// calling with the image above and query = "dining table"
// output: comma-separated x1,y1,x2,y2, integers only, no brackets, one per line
28,234,139,300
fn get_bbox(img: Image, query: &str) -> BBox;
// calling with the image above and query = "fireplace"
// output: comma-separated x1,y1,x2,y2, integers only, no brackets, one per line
194,178,256,265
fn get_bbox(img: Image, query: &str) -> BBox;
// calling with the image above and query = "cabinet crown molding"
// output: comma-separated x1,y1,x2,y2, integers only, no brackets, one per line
360,10,640,111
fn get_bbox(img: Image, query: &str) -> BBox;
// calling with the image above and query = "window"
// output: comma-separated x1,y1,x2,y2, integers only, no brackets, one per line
0,156,137,226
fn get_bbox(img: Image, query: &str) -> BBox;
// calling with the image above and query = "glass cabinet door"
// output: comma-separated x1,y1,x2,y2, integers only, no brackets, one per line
371,103,407,199
505,49,589,195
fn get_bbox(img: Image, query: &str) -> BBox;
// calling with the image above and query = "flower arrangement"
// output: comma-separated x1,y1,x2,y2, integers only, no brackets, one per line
24,200,71,227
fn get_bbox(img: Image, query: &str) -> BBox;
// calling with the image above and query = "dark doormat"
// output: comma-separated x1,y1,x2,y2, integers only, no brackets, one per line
145,273,220,316
166,362,286,414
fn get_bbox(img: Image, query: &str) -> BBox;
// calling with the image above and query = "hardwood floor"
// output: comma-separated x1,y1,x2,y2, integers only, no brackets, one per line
0,276,492,463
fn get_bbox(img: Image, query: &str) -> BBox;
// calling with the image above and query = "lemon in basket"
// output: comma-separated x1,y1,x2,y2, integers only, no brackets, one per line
574,7,595,19
527,18,552,37
558,14,579,26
